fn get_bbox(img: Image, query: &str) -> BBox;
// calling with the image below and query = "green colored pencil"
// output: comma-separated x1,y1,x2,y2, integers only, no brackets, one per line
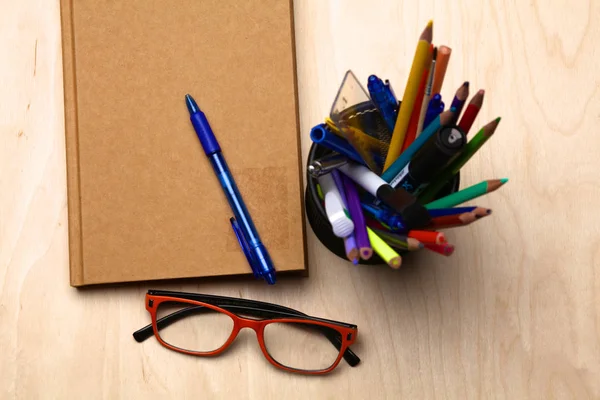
425,179,508,209
418,117,501,203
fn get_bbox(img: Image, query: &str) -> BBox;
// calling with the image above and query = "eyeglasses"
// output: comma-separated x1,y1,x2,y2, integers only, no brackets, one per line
133,290,360,375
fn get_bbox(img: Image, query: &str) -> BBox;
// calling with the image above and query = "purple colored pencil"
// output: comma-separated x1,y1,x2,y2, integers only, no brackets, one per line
340,174,372,260
331,170,359,264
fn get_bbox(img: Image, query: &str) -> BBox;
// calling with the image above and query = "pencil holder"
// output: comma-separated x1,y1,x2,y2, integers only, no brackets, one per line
304,143,460,265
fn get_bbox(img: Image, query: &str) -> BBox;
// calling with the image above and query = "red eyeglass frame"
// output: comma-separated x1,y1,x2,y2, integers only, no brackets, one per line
133,290,360,375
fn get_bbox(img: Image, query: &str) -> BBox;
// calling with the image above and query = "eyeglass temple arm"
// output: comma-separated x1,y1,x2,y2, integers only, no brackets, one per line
132,305,360,367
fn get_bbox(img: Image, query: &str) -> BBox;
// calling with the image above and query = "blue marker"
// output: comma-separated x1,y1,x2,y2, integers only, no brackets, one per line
368,75,399,134
186,94,276,285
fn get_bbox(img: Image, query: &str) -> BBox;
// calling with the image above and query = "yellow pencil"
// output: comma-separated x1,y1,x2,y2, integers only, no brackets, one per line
384,21,433,171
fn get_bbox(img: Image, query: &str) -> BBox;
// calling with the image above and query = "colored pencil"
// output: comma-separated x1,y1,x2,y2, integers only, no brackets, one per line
401,45,434,152
416,47,437,137
384,21,433,171
341,174,373,260
449,81,469,124
429,212,476,229
372,229,423,251
431,45,451,95
367,227,403,269
427,206,478,217
418,117,501,203
381,110,454,183
427,206,491,218
407,230,446,245
458,89,485,134
473,207,492,218
344,234,359,264
425,243,455,256
425,179,508,209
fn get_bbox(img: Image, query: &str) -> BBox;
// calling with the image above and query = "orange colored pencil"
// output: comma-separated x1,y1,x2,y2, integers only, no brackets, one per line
431,45,451,95
429,212,476,229
407,230,446,245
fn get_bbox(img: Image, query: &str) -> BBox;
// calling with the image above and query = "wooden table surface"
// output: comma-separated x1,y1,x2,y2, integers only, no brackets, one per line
2,1,599,398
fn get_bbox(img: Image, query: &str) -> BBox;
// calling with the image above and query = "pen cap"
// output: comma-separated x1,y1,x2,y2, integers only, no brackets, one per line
409,126,466,181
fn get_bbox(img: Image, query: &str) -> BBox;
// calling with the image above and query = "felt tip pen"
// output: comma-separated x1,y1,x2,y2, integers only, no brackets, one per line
186,94,276,285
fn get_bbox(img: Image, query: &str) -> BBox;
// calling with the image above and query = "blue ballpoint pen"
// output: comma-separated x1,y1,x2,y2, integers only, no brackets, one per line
229,217,259,278
361,202,406,232
186,94,276,285
368,75,399,134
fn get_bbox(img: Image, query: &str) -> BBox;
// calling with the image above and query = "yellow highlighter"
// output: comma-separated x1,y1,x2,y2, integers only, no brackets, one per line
384,20,433,171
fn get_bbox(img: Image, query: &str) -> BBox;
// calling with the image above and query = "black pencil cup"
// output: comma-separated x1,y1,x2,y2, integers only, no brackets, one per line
304,143,460,265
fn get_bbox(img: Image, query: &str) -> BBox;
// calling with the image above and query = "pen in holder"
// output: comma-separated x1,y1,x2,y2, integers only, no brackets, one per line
305,142,460,265
304,21,508,267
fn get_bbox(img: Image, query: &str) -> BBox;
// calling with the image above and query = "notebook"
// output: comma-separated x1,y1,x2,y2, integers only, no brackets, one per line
60,0,306,286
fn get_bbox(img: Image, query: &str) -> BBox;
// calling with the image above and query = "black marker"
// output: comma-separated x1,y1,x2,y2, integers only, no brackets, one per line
389,126,466,195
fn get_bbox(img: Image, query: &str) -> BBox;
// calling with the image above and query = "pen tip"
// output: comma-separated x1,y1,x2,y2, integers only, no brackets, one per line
263,271,277,285
185,94,200,114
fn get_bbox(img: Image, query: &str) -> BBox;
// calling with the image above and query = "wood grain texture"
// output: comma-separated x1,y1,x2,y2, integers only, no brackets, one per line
2,0,599,398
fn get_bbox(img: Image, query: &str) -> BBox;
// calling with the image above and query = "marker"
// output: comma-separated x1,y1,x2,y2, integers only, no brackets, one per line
317,173,354,238
337,162,431,229
389,126,466,193
185,94,276,285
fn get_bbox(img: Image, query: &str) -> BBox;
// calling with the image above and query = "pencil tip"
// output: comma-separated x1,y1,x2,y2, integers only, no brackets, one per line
495,116,502,123
479,89,485,95
427,20,433,28
464,81,469,87
500,178,509,184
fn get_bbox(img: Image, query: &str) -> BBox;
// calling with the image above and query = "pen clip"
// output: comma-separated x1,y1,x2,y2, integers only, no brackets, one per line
229,217,259,278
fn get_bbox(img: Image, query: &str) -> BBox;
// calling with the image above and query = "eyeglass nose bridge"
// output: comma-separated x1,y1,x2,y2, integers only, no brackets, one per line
234,316,265,334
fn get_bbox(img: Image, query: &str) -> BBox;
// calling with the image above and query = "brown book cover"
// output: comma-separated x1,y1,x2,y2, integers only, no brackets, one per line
60,0,306,286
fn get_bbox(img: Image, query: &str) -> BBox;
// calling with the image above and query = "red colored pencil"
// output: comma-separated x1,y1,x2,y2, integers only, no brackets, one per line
458,89,485,134
425,243,455,256
429,212,476,229
407,230,446,245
